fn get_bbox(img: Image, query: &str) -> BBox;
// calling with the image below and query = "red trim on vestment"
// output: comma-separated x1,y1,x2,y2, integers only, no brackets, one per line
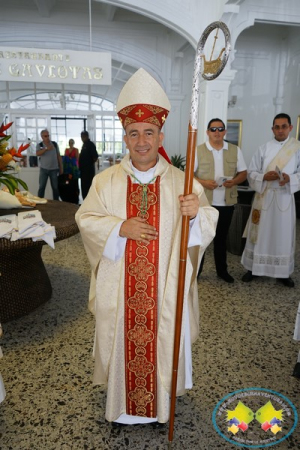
124,176,160,417
158,146,171,164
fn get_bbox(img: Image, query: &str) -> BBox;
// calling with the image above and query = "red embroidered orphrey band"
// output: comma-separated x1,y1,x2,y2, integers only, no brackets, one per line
124,176,160,417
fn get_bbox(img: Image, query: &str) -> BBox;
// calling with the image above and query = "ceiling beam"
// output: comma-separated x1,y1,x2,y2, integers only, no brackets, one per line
34,0,56,17
105,5,117,21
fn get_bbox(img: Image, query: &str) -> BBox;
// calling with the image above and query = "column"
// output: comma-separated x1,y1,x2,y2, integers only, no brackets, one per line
197,67,237,143
163,95,185,157
273,38,288,115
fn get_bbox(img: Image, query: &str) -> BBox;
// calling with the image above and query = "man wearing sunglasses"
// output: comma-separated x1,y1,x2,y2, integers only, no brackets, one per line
194,118,247,283
241,113,300,288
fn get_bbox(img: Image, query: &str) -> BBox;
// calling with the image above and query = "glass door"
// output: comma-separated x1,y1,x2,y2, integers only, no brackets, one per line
51,116,87,155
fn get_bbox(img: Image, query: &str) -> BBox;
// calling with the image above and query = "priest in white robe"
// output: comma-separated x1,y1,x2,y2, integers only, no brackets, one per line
76,68,218,425
241,113,300,287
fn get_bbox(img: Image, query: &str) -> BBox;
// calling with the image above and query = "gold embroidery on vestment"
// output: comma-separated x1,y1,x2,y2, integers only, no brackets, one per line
125,178,159,416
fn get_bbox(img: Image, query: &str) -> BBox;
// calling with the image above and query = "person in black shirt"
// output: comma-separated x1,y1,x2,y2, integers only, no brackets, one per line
79,131,98,199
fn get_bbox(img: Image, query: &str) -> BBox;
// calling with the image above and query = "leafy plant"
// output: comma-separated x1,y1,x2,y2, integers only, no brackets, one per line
171,154,186,171
0,121,29,194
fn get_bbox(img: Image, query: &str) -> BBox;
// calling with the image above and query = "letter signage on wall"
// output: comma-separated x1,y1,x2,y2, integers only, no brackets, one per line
0,48,111,85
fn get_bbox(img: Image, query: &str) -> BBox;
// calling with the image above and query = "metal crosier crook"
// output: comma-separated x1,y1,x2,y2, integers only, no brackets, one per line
168,20,231,446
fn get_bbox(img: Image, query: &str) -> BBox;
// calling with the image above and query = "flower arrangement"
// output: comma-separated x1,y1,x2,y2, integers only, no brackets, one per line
0,121,29,194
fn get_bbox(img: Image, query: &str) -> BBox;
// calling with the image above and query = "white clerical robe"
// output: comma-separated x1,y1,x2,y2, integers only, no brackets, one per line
76,154,218,423
241,137,300,278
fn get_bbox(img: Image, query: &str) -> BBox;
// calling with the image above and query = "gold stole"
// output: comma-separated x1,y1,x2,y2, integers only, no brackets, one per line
124,176,160,417
247,137,299,244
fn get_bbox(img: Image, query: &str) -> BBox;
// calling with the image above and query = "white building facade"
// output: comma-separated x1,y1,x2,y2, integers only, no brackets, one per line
1,0,300,196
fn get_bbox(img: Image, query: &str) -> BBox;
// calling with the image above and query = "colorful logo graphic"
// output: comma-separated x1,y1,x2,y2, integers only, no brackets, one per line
212,388,298,448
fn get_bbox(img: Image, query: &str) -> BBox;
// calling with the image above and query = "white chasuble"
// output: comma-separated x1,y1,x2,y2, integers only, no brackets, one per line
76,154,218,422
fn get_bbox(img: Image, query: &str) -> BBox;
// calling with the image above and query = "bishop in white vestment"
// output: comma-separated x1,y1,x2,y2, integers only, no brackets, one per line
76,69,218,424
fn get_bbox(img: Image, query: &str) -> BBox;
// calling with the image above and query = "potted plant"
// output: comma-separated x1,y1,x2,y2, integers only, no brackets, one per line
171,154,186,171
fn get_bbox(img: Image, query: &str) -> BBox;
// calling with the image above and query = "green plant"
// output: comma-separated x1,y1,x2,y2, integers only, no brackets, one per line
171,154,186,171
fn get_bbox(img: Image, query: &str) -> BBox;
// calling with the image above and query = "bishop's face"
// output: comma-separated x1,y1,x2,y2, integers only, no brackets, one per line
124,122,164,172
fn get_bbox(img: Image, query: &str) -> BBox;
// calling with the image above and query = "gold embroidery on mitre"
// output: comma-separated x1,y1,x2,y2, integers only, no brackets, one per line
119,105,136,115
123,117,136,127
143,105,164,114
144,116,161,127
135,109,145,118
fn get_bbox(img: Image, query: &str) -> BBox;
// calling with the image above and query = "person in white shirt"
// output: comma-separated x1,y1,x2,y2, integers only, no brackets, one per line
194,118,247,283
241,113,300,287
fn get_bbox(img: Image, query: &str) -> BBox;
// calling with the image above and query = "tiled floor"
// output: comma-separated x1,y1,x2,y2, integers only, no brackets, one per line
0,222,299,449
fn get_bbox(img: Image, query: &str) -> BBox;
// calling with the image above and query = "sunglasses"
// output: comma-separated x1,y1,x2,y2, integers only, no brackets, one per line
208,127,225,132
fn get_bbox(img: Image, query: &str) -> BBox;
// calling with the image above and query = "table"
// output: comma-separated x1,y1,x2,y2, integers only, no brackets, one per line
0,200,79,322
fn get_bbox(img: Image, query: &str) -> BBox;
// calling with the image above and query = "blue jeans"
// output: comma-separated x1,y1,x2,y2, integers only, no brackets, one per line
38,168,60,200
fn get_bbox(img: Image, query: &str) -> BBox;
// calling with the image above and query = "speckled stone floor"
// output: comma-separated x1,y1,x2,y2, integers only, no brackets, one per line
0,219,300,450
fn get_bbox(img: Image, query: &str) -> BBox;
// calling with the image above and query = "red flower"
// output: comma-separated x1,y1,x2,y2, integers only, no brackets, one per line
0,121,13,137
17,142,31,153
8,143,30,160
8,147,17,156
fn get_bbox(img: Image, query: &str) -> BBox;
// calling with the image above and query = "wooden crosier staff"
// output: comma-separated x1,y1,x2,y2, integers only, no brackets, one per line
168,21,231,446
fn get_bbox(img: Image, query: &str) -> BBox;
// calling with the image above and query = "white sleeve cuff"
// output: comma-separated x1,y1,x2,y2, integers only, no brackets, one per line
188,211,203,247
102,221,127,262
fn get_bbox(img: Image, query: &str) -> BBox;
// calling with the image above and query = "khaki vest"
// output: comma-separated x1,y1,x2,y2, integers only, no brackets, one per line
195,142,238,205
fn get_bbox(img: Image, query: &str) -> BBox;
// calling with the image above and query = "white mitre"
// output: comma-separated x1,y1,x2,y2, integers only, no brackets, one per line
116,68,171,129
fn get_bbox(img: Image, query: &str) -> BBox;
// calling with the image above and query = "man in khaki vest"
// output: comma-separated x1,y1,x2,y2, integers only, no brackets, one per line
194,118,247,283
